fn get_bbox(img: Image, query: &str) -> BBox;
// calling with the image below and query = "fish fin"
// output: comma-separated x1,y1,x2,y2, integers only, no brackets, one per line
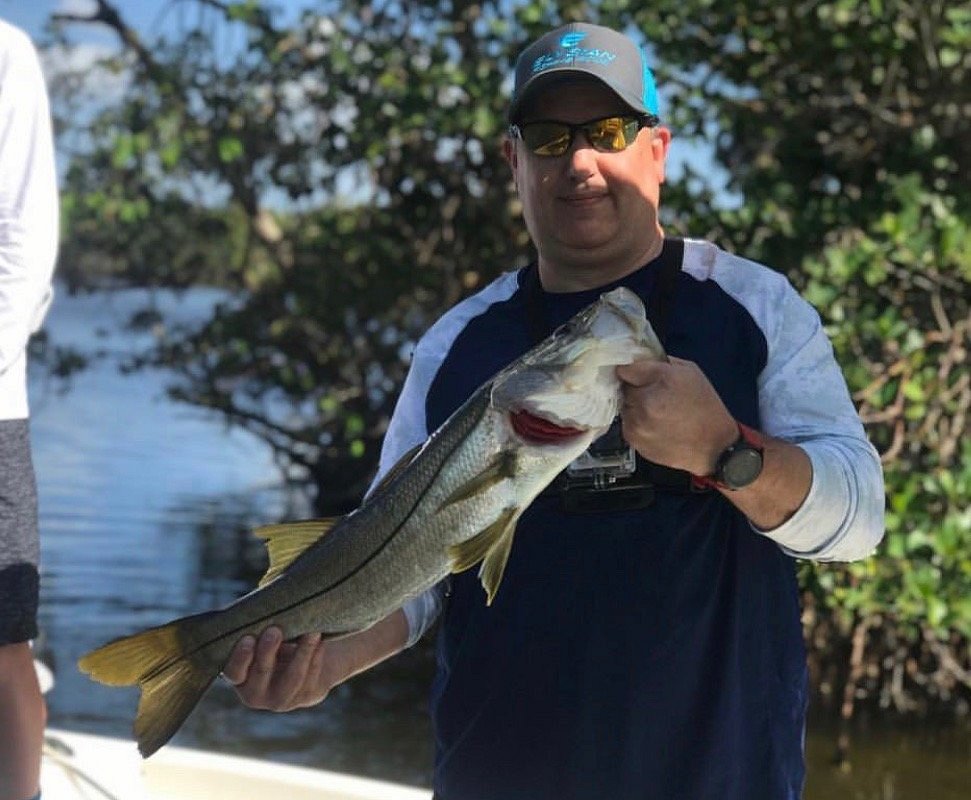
448,506,519,605
78,622,185,686
252,518,339,587
440,451,518,510
134,653,216,757
78,613,220,757
369,442,424,497
478,512,519,606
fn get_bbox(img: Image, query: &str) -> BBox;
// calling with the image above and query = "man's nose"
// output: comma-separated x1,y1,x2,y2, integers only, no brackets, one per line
566,133,598,179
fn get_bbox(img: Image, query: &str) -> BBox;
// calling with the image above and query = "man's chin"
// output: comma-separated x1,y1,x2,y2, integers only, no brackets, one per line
554,236,621,262
551,221,616,248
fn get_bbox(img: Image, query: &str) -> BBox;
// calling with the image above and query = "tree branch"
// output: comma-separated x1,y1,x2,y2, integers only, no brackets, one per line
53,0,164,80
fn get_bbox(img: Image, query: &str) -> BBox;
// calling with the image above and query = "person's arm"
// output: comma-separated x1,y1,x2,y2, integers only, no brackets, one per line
0,27,58,375
617,268,884,561
746,275,885,560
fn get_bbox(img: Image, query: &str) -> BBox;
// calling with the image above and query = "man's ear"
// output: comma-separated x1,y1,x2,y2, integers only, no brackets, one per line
649,126,672,185
502,136,518,171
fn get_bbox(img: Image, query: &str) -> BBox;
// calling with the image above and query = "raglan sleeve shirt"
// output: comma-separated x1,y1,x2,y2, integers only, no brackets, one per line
0,20,59,420
390,242,886,646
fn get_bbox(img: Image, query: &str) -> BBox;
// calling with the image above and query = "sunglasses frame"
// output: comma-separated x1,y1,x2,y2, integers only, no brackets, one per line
508,113,660,157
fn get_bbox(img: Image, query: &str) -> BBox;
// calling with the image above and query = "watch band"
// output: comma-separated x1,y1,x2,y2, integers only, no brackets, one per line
691,422,765,491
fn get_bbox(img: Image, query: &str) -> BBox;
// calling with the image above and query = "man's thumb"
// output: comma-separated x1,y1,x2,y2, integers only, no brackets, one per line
616,359,665,387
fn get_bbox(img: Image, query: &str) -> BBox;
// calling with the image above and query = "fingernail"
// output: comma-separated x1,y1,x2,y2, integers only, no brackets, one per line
239,635,255,651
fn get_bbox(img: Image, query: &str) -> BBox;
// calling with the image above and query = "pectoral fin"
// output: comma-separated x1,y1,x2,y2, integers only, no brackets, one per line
448,506,519,605
252,518,340,587
440,450,518,510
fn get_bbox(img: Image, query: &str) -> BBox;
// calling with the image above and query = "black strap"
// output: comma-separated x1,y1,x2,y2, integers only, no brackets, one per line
639,238,694,491
645,238,683,350
522,261,549,345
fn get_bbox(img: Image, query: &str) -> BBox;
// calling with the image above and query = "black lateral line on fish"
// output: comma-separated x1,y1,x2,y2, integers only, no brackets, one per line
136,387,495,684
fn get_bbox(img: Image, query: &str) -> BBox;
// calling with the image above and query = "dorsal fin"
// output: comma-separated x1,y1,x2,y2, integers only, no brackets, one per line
368,442,423,498
252,518,340,587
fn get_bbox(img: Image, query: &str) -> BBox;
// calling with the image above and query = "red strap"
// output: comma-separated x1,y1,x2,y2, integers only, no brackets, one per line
737,422,765,449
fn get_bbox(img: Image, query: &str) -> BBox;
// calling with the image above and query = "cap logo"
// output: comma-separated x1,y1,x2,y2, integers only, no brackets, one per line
531,31,617,75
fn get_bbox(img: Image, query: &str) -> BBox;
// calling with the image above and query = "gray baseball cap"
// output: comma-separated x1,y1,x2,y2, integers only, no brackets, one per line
508,22,660,123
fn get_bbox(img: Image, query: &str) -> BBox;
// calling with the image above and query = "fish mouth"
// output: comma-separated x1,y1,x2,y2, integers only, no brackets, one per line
509,409,588,445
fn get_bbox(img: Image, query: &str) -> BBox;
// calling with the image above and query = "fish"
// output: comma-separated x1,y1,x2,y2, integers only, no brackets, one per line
77,286,666,757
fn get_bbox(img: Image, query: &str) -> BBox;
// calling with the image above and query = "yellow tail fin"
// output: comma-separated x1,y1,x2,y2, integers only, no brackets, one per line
78,615,220,757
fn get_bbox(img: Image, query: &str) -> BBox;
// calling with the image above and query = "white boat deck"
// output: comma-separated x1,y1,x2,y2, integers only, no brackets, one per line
42,728,431,800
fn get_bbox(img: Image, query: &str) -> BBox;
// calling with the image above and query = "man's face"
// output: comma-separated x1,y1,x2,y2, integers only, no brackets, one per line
504,79,671,278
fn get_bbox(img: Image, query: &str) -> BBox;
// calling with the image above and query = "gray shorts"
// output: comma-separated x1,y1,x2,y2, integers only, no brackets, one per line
0,419,39,645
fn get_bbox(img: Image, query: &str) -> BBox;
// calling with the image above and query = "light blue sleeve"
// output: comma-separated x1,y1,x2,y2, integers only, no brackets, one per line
753,282,885,560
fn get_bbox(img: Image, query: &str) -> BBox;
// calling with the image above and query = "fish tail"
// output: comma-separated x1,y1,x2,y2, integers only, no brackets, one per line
78,611,222,757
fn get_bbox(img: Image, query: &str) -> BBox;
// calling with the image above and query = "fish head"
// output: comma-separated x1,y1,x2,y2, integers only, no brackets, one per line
491,287,665,443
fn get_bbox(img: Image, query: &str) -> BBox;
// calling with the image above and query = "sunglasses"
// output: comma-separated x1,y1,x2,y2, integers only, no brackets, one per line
508,114,659,157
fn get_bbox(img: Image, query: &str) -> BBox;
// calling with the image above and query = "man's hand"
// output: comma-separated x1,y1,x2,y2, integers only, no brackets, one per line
616,357,737,477
222,628,334,712
221,610,410,713
617,356,814,530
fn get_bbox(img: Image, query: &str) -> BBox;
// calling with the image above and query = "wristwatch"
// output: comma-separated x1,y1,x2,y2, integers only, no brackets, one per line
693,423,765,491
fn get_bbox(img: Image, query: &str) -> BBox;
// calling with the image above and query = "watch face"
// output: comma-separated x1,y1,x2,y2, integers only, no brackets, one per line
722,447,763,490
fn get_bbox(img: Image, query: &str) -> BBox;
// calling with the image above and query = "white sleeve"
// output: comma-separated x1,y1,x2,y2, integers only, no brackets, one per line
0,25,59,375
401,582,447,648
752,272,885,561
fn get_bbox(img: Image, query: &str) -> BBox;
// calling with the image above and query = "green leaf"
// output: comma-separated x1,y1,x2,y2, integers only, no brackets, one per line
111,135,135,168
160,140,182,169
217,137,245,163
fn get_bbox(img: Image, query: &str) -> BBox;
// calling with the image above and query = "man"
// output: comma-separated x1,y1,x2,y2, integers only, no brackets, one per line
0,18,59,800
224,22,884,800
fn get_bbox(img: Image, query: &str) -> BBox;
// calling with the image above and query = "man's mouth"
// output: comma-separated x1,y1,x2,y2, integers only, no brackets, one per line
561,193,607,206
509,410,586,444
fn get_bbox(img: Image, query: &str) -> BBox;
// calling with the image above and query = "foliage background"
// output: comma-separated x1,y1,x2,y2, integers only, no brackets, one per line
41,0,970,732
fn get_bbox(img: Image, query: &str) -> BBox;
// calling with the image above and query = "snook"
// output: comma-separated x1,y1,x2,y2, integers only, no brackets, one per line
78,287,666,757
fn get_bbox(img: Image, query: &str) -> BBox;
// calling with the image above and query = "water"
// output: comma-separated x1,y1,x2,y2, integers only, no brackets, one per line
28,289,969,796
